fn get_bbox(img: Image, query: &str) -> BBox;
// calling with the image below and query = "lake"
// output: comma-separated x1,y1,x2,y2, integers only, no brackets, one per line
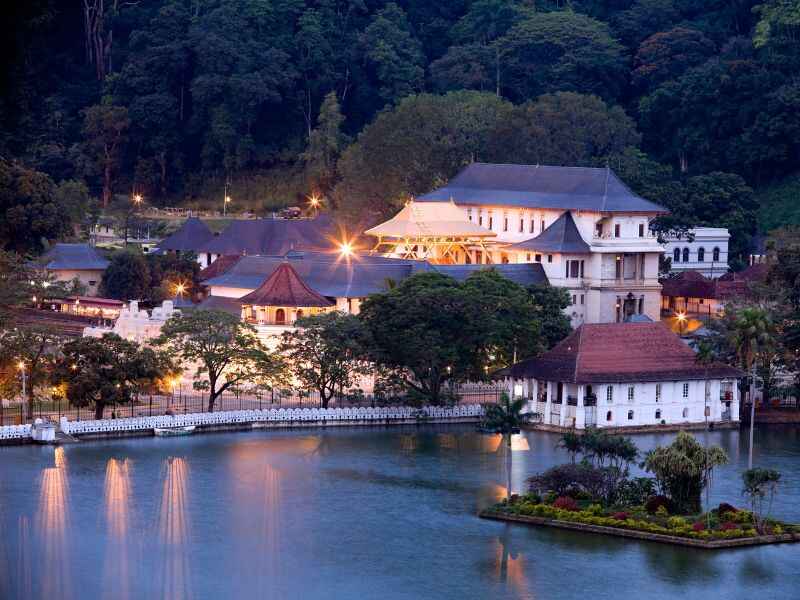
1,425,799,600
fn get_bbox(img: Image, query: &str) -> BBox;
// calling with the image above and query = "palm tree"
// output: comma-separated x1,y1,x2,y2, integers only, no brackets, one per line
482,393,531,500
730,306,775,469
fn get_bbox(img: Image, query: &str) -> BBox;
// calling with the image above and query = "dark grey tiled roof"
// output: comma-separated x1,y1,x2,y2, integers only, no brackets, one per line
505,211,590,254
42,243,109,271
204,252,547,297
417,163,667,213
430,264,548,287
197,295,244,316
159,217,214,252
197,215,337,255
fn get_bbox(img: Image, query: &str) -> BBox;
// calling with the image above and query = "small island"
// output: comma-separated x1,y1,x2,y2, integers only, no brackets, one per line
481,429,800,549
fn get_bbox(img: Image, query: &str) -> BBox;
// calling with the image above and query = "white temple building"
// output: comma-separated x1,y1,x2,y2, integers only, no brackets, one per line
663,227,730,278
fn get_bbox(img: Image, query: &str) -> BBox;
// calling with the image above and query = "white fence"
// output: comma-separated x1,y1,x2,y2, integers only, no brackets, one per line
0,405,485,441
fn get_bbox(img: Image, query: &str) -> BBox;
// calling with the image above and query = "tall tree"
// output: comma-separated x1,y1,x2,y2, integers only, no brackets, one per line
279,312,368,408
155,310,284,412
52,333,170,419
100,249,150,300
0,325,65,420
81,103,130,207
360,3,425,104
302,91,348,197
527,284,572,349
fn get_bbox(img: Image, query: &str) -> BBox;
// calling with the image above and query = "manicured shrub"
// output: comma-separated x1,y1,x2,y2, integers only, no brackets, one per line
655,505,669,517
645,495,671,515
553,496,580,511
667,516,686,529
692,521,705,532
612,512,629,521
585,503,604,515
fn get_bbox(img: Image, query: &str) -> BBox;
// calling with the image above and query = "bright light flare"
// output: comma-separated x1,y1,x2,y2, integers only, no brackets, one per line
132,193,143,204
338,241,353,258
307,194,320,208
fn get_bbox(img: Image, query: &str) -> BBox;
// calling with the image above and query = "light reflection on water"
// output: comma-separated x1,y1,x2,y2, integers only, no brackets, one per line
157,457,191,600
36,465,71,599
0,426,798,599
102,458,131,600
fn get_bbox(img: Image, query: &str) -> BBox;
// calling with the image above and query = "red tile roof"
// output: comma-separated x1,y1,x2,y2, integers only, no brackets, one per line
239,263,333,307
503,322,742,383
660,268,767,301
199,255,240,281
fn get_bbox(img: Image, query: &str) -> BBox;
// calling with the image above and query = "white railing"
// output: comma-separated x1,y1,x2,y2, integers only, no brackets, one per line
0,424,32,440
59,404,485,437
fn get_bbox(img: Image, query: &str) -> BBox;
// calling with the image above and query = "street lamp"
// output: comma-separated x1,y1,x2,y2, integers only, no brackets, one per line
17,361,26,400
132,193,143,205
308,194,320,216
223,180,232,216
338,241,353,258
676,311,687,335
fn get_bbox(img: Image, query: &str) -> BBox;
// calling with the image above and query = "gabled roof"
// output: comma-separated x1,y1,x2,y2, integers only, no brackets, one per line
417,163,667,214
42,243,108,271
159,217,214,252
204,252,550,298
364,200,495,239
197,214,337,256
661,268,766,301
199,255,241,281
505,211,590,254
197,295,244,316
240,263,334,307
431,264,548,287
501,322,742,383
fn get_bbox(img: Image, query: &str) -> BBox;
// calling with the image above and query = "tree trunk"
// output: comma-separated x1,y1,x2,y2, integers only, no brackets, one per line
103,151,112,208
25,387,35,422
208,392,217,413
748,363,756,469
505,433,512,500
95,402,105,420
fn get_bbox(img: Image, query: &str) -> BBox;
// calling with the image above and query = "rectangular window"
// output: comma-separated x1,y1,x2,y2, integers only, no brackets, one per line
614,224,621,238
627,386,635,402
606,386,613,404
526,253,531,262
580,260,584,278
615,255,622,279
638,223,645,237
467,210,472,222
569,261,580,278
535,254,542,263
478,214,483,226
489,216,493,230
623,254,637,280
580,294,584,305
547,255,553,263
655,383,661,402
595,223,603,237
571,294,577,304
519,218,524,233
529,219,535,234
503,217,508,232
682,382,689,398
541,219,545,233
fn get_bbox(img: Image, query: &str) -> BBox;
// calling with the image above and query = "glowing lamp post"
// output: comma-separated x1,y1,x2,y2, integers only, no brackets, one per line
308,194,320,217
676,311,687,335
18,361,26,401
339,241,353,259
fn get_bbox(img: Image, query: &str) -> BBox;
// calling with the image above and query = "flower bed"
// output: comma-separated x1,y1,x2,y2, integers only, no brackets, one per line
480,495,800,549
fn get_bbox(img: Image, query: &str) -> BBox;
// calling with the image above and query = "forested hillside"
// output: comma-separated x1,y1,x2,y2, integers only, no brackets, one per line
2,1,799,265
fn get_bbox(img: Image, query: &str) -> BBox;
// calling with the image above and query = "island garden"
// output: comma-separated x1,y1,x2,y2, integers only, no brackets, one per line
481,429,798,548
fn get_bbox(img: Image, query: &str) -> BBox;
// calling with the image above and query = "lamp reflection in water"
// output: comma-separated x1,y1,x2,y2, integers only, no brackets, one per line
102,458,131,600
492,524,532,599
36,461,72,599
157,457,191,600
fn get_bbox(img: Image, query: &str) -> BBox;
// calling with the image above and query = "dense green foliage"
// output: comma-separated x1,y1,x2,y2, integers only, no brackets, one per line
3,1,800,259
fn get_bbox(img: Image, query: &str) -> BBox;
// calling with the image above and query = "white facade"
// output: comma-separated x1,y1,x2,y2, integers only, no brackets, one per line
83,300,182,343
506,377,739,429
460,206,664,326
664,227,729,278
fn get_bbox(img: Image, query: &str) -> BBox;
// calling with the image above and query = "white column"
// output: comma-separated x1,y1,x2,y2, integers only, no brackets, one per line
558,384,568,427
575,385,586,429
544,382,553,426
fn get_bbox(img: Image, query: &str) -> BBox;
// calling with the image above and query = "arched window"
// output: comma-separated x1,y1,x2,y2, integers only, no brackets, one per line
627,410,634,420
673,248,680,263
655,409,661,420
275,308,286,324
606,411,613,422
698,247,705,262
295,309,304,320
713,247,720,262
682,248,690,262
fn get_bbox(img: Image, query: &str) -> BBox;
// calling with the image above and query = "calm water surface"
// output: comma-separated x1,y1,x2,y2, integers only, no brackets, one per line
1,425,799,600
